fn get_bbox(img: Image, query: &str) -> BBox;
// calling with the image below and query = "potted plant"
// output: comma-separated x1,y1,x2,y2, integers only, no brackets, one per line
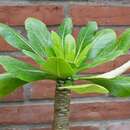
0,17,130,130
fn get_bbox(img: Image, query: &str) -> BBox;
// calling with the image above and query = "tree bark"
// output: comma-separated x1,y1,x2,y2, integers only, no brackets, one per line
53,80,71,130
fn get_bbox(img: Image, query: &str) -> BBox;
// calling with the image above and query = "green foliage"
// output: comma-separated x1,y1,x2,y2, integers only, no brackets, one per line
0,56,51,82
74,22,97,65
0,17,130,97
78,29,130,71
81,76,130,97
58,18,73,47
51,31,64,59
60,84,109,94
75,44,92,67
25,17,54,57
79,49,123,71
43,57,75,79
117,28,130,53
0,73,27,97
0,23,32,51
64,34,76,62
88,29,116,59
22,50,45,65
76,22,97,56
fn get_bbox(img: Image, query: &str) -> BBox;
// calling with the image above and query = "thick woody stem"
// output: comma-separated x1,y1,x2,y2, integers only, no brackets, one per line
53,80,71,130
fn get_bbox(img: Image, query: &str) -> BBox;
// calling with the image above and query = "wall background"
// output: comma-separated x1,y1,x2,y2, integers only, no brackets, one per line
0,0,130,130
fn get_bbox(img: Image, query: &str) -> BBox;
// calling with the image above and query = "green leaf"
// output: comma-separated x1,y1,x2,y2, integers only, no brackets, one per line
58,18,73,47
82,76,130,97
22,50,45,65
0,56,51,82
51,31,64,58
25,17,54,57
61,84,109,94
0,23,32,51
0,73,27,97
117,28,130,53
43,57,75,79
78,29,118,71
76,21,98,56
79,49,123,71
64,34,76,62
88,29,116,59
75,44,92,67
85,28,130,70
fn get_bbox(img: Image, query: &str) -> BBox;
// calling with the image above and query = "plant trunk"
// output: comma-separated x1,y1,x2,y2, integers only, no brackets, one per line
53,80,71,130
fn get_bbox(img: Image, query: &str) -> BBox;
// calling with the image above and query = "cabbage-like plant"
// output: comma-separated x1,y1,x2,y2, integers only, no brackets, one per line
0,17,130,130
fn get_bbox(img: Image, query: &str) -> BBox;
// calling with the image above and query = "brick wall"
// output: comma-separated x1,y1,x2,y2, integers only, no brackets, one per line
0,0,130,130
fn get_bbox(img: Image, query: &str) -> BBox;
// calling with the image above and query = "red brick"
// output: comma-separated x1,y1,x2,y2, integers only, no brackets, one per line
70,101,130,121
31,80,55,99
85,61,114,74
31,80,105,99
113,55,130,73
73,28,79,39
30,126,99,130
115,27,126,36
0,5,64,25
17,55,37,66
70,5,130,25
0,101,130,124
0,38,17,52
84,54,130,74
0,66,4,73
107,123,130,130
69,126,100,130
1,88,24,101
0,104,53,124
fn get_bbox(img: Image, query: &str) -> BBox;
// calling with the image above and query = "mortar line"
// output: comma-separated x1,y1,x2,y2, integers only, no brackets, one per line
0,96,130,107
0,0,130,7
1,119,130,128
